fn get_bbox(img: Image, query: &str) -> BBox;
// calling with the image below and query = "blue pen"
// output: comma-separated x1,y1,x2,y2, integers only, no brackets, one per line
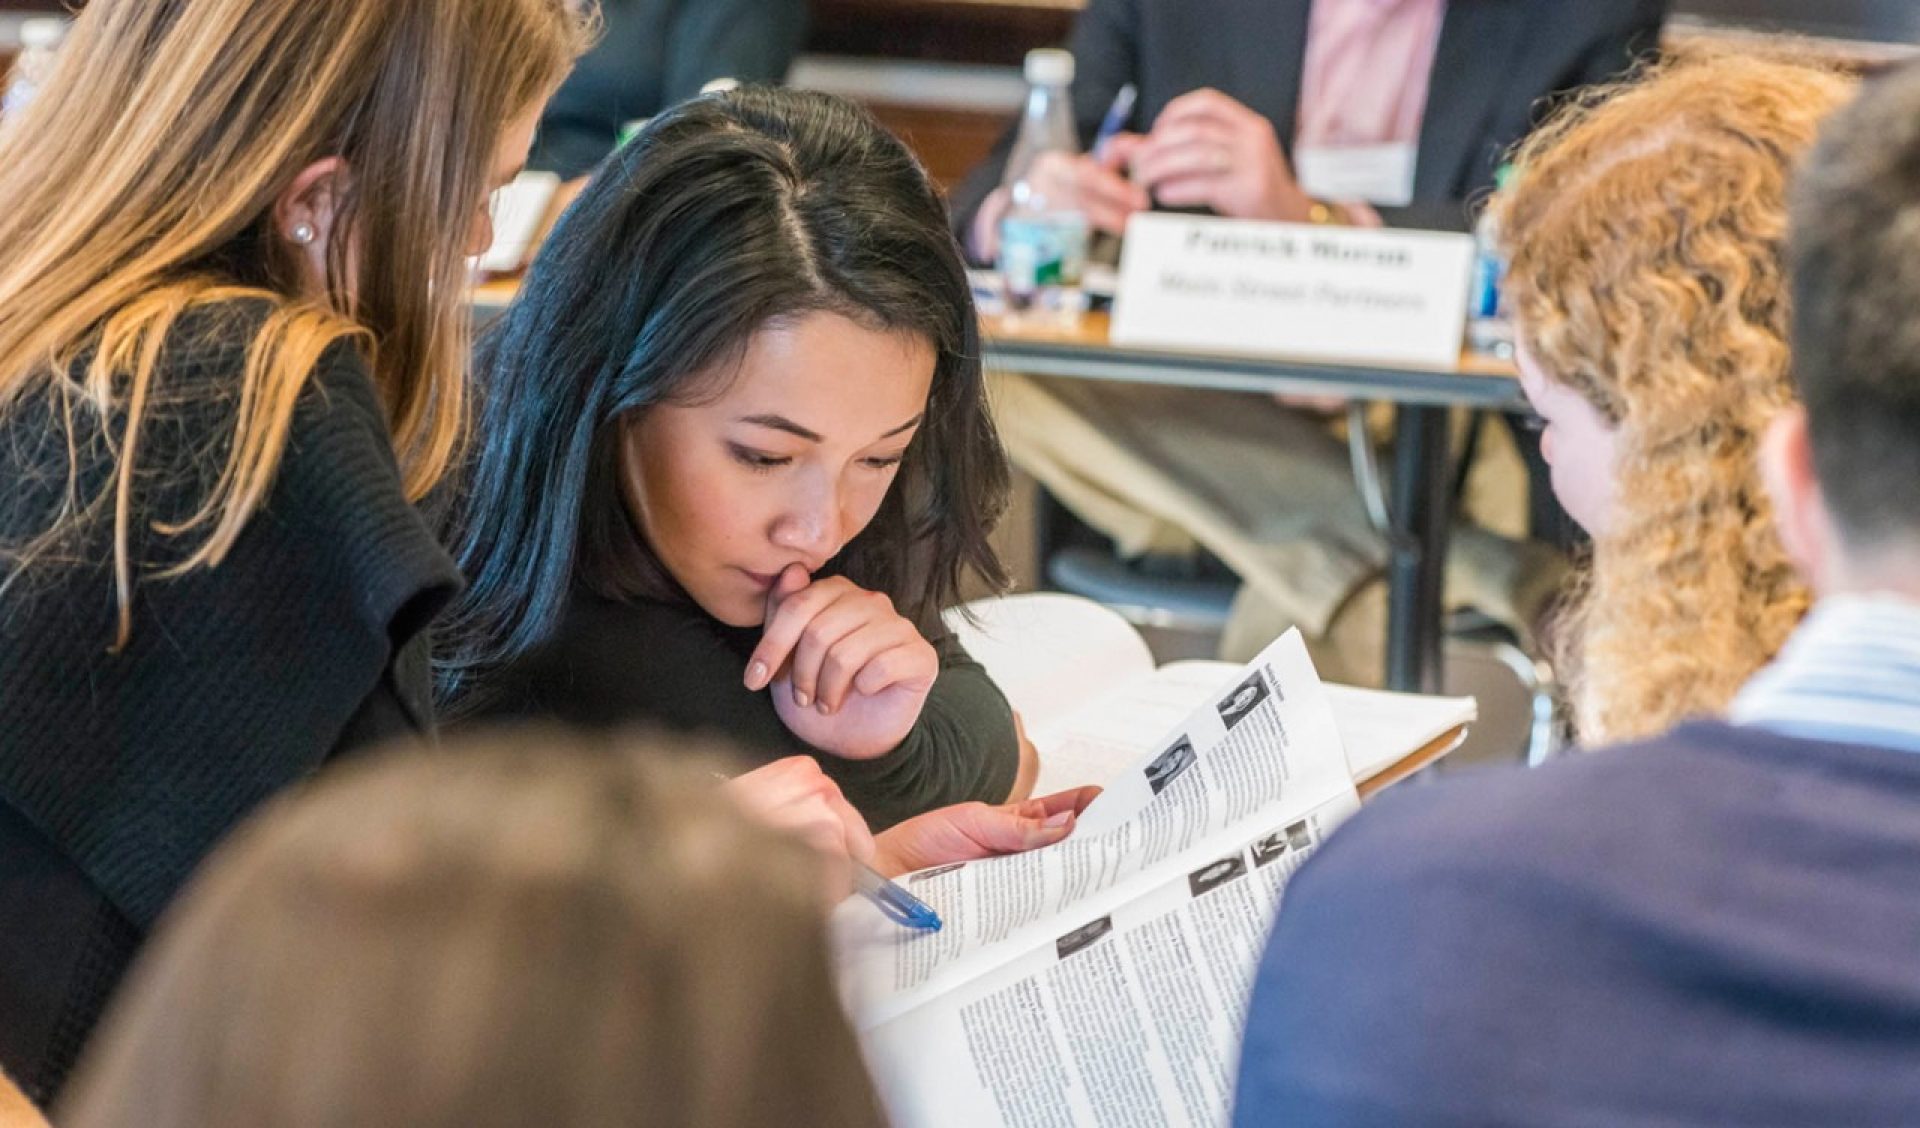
708,770,942,932
1092,83,1139,161
855,862,943,932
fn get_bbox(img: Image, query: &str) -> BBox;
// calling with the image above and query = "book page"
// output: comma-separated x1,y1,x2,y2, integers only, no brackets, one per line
945,594,1159,735
1030,661,1237,797
1068,634,1345,838
478,171,560,274
1036,665,1475,795
833,631,1355,1030
947,594,1476,794
858,793,1360,1128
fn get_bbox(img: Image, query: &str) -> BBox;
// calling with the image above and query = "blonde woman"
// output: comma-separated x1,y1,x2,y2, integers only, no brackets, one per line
0,0,591,1101
1495,52,1856,745
60,730,890,1128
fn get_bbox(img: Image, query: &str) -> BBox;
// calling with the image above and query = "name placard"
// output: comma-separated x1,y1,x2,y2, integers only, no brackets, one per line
1111,214,1476,369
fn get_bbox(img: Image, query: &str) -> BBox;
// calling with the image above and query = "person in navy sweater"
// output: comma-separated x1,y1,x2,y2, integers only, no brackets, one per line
1234,56,1920,1125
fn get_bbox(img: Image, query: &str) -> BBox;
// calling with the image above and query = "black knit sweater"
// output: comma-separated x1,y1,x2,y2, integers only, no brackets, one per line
0,302,460,1102
465,589,1021,830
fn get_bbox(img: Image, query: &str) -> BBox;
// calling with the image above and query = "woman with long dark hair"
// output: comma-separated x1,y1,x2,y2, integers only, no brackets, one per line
439,88,1034,827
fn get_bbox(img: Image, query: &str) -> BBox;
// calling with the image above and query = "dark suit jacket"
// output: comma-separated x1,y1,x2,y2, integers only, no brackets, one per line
531,0,808,179
951,0,1667,250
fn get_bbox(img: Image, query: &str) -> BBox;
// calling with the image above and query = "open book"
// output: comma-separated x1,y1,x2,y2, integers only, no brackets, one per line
949,593,1475,798
834,605,1475,1127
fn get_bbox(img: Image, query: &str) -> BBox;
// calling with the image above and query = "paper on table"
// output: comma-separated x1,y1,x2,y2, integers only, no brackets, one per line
1028,661,1236,797
1323,683,1476,782
946,593,1157,735
478,171,560,274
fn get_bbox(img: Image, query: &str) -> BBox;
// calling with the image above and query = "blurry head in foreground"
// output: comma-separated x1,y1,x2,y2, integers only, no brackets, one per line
61,729,886,1128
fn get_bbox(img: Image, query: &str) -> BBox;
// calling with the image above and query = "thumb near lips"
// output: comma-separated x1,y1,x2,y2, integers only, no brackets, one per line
746,565,815,691
762,563,811,636
770,562,809,606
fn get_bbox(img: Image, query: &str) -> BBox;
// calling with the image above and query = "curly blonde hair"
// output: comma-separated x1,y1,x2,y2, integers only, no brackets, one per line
1498,52,1855,746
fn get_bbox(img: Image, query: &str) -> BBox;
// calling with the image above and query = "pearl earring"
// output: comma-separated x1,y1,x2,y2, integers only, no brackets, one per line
290,222,316,246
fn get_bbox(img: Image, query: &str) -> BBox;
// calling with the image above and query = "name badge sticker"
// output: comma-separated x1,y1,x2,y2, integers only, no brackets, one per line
1295,143,1418,208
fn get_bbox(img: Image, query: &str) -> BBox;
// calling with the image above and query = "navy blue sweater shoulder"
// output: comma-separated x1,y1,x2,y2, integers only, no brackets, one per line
1236,722,1920,1127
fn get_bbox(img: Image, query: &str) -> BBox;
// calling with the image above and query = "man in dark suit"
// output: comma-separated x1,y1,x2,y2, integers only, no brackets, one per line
958,0,1666,676
955,0,1667,258
531,0,808,180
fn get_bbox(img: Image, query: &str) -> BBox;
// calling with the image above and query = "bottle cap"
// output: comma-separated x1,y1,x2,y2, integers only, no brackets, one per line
1024,48,1075,88
20,18,65,51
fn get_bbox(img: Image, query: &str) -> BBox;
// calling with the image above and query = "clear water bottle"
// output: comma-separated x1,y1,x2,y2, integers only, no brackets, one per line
998,48,1090,327
1467,165,1516,358
2,18,67,123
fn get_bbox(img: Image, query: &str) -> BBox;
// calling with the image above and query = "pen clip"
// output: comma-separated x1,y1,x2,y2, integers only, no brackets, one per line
855,864,943,932
869,892,925,929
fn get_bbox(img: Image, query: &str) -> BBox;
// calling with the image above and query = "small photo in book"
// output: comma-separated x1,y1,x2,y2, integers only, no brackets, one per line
1251,831,1290,869
908,862,968,885
1144,738,1198,795
1286,820,1313,851
1216,672,1272,731
1188,853,1249,898
1055,915,1114,961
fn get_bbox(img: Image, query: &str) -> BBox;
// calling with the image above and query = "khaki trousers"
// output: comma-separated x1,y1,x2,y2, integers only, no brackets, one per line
989,373,1566,686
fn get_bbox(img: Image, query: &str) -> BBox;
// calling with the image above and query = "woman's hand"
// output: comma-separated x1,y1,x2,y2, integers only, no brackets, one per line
722,756,876,900
872,786,1103,878
1129,89,1315,223
745,565,941,761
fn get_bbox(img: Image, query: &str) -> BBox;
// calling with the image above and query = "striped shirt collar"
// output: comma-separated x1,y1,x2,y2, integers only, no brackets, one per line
1730,594,1920,755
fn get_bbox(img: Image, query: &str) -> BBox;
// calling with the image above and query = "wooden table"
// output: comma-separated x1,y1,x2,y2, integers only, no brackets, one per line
982,312,1522,695
982,312,1520,408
